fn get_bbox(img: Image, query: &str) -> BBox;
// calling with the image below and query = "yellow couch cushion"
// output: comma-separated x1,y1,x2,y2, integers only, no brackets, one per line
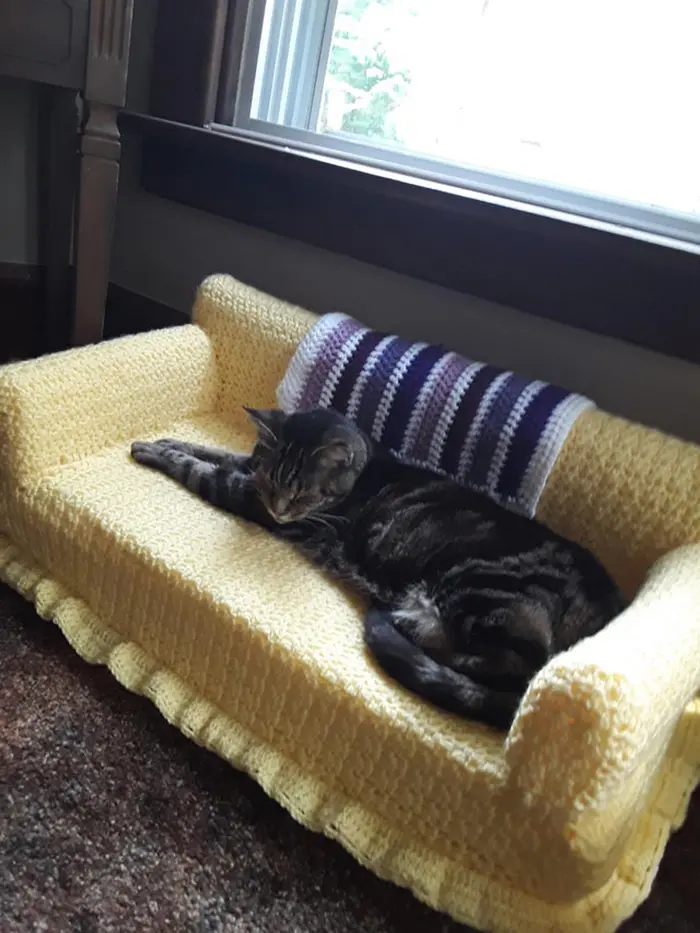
1,274,699,933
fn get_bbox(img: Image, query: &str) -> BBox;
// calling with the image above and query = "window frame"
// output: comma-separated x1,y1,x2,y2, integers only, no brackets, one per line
232,0,337,130
136,0,700,366
223,0,700,250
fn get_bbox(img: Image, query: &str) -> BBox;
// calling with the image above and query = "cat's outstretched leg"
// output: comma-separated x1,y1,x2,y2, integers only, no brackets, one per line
132,438,247,467
130,439,268,525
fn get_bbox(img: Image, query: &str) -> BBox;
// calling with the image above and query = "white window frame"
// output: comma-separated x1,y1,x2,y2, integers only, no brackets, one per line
220,0,700,252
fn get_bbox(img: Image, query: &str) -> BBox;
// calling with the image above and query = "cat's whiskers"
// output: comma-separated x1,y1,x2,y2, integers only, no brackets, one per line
303,516,334,533
303,513,347,535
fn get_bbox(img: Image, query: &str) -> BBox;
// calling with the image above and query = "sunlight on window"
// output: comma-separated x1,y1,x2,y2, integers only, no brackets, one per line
318,0,700,216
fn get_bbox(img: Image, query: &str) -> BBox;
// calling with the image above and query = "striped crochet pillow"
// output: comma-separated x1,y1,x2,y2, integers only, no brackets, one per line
277,313,593,516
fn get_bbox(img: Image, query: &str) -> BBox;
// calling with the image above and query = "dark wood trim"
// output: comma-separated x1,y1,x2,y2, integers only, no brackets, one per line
103,284,189,338
216,0,246,125
122,112,700,366
37,86,79,353
0,263,43,363
203,1,230,125
0,262,40,283
150,0,230,126
0,265,186,364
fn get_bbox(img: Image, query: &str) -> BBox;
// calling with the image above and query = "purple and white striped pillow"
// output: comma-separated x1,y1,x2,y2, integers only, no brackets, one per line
277,313,593,516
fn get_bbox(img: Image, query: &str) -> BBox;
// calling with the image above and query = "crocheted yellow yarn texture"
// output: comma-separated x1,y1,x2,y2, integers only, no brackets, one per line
1,275,699,933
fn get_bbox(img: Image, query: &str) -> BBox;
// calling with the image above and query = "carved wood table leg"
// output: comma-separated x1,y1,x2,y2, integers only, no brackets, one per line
72,101,121,346
71,0,134,347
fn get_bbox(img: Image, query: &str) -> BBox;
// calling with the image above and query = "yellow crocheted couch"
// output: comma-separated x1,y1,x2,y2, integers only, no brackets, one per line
1,275,699,933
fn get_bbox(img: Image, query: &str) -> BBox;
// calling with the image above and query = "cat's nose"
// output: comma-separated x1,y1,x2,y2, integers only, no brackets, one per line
267,497,296,523
263,493,290,523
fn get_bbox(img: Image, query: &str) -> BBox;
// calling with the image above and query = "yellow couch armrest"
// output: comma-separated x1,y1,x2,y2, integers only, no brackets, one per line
0,325,216,482
193,274,317,412
506,545,700,856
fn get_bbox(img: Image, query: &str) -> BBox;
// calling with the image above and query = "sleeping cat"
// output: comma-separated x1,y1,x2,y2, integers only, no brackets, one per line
131,407,626,730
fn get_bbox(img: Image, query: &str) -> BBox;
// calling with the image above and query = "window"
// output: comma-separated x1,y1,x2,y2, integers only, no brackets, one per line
226,0,700,247
135,0,700,366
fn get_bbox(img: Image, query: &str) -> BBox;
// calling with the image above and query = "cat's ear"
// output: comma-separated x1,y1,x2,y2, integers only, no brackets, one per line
318,441,353,468
244,407,284,448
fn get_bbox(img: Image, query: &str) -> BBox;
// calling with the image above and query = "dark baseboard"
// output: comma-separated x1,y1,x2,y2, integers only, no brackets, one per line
0,262,40,283
0,263,187,363
0,263,43,362
103,284,189,338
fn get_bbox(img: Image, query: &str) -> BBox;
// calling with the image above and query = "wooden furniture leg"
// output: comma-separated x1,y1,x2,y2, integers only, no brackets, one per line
38,86,79,353
72,101,121,346
71,0,134,347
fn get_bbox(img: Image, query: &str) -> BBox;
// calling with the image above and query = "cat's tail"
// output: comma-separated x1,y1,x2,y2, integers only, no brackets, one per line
364,607,521,731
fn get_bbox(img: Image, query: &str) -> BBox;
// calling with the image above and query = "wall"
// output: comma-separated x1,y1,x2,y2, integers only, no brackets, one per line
0,78,38,264
112,148,700,445
2,4,700,445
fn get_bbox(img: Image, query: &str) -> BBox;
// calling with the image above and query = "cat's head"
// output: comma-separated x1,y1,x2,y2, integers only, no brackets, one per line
245,407,371,523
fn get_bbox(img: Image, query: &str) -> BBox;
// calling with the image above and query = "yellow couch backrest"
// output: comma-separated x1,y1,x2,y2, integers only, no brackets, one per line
196,274,700,595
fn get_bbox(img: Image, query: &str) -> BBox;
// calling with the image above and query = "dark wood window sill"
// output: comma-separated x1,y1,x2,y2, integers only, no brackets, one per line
121,111,700,366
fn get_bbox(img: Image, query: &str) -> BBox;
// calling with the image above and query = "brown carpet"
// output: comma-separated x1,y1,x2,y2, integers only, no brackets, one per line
1,584,698,933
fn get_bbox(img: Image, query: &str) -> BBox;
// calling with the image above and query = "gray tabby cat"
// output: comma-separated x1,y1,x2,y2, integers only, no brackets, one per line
131,407,626,730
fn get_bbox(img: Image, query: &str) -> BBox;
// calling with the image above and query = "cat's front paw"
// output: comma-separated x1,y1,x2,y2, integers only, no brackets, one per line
131,438,190,462
130,440,166,467
131,438,197,472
